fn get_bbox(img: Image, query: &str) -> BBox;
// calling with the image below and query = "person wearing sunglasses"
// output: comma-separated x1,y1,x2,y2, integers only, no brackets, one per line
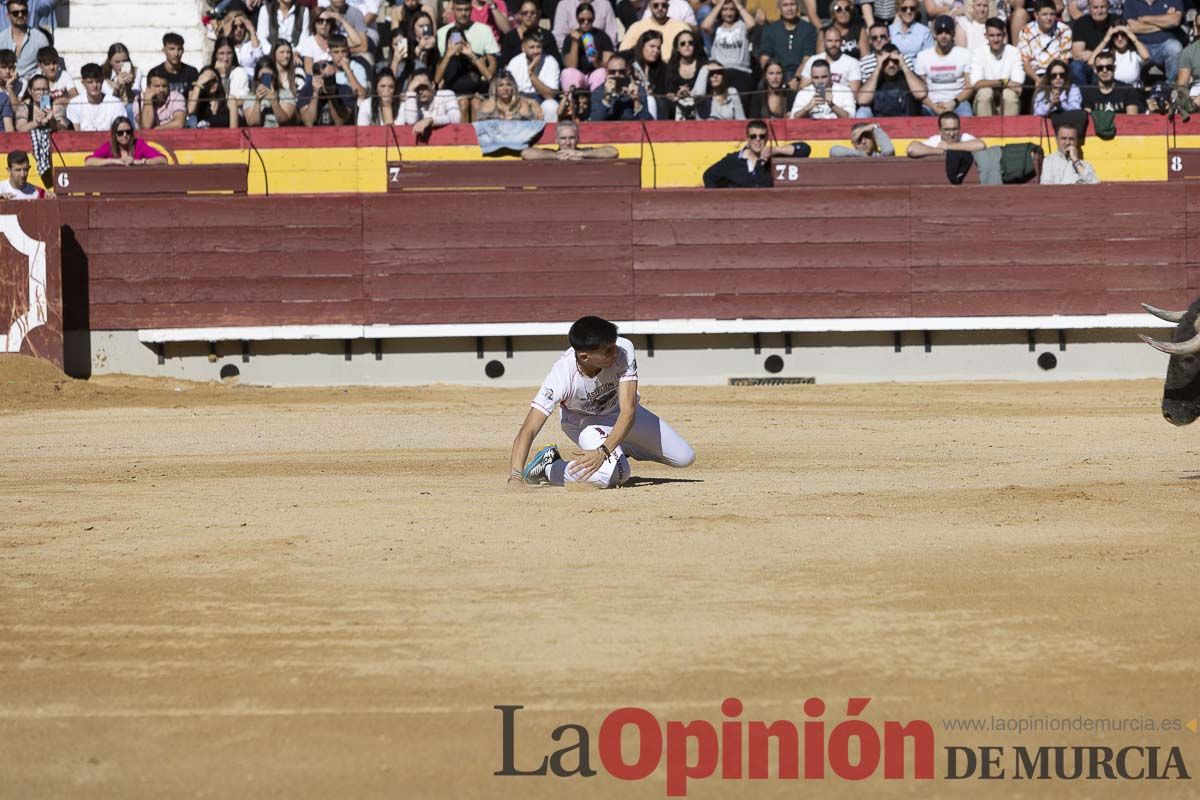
859,22,914,81
888,0,933,59
0,0,55,34
702,118,811,188
1090,23,1148,85
620,0,690,58
970,16,1023,114
1082,50,1142,113
84,117,168,166
828,0,869,58
1032,57,1081,115
0,0,49,80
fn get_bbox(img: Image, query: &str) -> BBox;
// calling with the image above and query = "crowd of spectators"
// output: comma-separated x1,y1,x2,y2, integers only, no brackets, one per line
0,0,1194,134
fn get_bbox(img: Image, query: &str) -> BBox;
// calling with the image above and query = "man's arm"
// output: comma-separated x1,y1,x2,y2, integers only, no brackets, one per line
508,407,551,484
1126,8,1182,33
521,146,558,159
945,137,985,151
906,140,943,157
579,145,619,158
567,380,638,481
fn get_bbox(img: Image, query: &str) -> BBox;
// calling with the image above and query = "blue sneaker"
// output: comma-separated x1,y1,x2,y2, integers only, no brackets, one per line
522,444,561,485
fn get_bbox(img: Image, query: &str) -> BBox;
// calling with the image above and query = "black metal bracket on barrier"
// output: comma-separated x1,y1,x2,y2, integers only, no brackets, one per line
241,340,250,363
784,332,792,354
923,331,932,353
893,332,902,353
1058,330,1067,351
375,339,383,361
476,336,484,359
344,340,352,361
752,333,762,355
1027,330,1037,352
155,342,165,365
505,336,513,359
208,341,217,361
646,334,655,357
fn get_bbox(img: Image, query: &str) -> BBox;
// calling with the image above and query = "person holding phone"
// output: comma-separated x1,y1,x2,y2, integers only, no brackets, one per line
242,54,298,127
789,58,854,117
15,73,67,131
436,0,499,113
298,58,354,126
390,11,438,85
102,44,139,114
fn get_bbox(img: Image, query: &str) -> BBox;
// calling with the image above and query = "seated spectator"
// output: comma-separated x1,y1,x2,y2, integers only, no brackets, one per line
0,149,43,199
703,119,812,188
889,0,932,60
702,0,757,94
916,15,974,116
830,121,896,155
638,0,698,25
298,9,336,68
138,72,186,129
299,60,355,125
322,34,369,101
905,109,985,155
16,73,67,131
502,0,561,68
696,63,745,118
0,0,55,33
84,117,169,166
36,46,75,106
436,0,499,113
102,44,139,111
242,54,300,127
210,37,252,103
971,17,1022,116
0,48,20,116
148,33,201,97
1177,14,1200,105
390,0,429,40
508,28,561,121
923,0,967,21
322,0,374,57
1085,49,1142,112
758,0,818,87
628,30,670,97
747,59,796,118
473,70,543,118
859,23,915,82
0,0,49,80
404,72,461,135
562,3,613,94
856,43,925,116
1040,121,1099,183
1092,24,1149,86
798,26,863,93
67,63,126,132
1018,0,1072,81
829,0,868,59
620,0,689,58
663,29,700,100
589,55,655,119
554,0,619,51
1032,58,1081,115
457,0,512,46
358,70,400,124
187,65,238,128
521,119,619,158
390,12,439,86
1123,0,1182,82
790,58,856,117
221,10,265,71
257,0,312,52
1069,0,1115,87
954,0,990,55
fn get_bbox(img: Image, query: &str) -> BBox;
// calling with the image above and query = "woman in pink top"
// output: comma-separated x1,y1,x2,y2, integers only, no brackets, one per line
83,117,168,166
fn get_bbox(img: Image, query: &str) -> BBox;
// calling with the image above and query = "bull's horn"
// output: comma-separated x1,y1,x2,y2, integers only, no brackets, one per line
1141,303,1185,323
1139,332,1200,355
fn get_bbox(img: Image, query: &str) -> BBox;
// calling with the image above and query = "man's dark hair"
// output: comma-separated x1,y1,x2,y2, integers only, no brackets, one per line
522,28,542,44
7,149,29,168
937,110,960,126
80,62,103,81
1057,122,1080,136
1034,0,1056,11
569,316,619,352
328,33,349,49
36,46,57,65
809,58,830,73
0,49,15,67
746,118,768,135
985,16,1006,31
28,73,48,88
880,42,900,53
163,32,185,48
869,21,889,33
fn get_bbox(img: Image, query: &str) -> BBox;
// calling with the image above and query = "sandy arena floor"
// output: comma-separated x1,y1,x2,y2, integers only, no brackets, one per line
1,356,1198,799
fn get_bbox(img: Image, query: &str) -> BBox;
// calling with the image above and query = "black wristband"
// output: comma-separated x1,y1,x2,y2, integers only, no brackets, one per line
598,444,611,458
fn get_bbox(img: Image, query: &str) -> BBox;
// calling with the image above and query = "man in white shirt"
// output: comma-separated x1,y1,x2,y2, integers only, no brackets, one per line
791,58,855,117
0,149,43,199
640,0,696,25
509,315,695,490
799,26,862,93
971,17,1023,115
906,110,985,156
1040,123,1099,184
66,63,126,132
507,29,560,121
916,15,973,116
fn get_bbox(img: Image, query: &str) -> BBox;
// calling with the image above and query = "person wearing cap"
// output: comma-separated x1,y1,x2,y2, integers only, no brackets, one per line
830,122,895,156
971,16,1023,115
1018,0,1072,81
905,109,986,156
916,14,974,115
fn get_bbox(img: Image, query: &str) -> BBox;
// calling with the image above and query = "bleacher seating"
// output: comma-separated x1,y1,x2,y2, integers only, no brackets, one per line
53,0,205,81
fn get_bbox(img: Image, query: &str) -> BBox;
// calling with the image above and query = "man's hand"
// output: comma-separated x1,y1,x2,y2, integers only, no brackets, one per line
602,73,617,101
568,448,607,482
556,148,583,159
413,116,434,135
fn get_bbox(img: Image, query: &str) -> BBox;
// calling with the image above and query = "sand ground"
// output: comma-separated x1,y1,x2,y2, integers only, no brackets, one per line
1,356,1197,799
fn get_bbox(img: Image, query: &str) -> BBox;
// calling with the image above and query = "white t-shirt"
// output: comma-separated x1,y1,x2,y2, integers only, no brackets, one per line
915,45,972,104
66,94,127,131
791,83,856,118
531,337,639,424
800,52,862,86
970,43,1023,85
0,179,43,200
1113,48,1144,86
506,52,560,95
922,131,977,146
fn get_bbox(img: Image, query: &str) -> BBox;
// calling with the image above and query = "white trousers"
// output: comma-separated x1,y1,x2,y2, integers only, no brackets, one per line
547,406,695,489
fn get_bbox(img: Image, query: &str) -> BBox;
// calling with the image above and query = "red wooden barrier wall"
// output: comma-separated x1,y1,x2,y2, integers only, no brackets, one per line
58,184,1198,332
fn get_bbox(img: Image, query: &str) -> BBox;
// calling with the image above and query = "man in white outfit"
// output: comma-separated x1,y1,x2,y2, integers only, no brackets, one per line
509,315,696,489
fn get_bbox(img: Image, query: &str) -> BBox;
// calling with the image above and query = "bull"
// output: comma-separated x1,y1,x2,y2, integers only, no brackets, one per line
1140,302,1200,425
